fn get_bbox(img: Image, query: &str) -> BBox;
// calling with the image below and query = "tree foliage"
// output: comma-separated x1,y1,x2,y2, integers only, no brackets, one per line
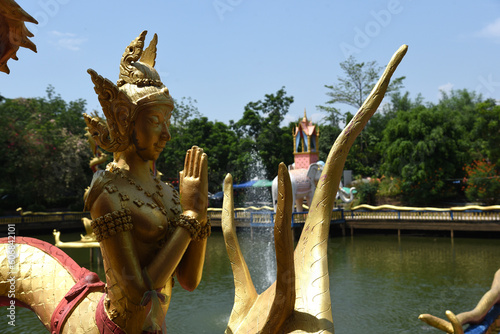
2,76,500,211
234,87,295,180
0,86,92,211
317,55,405,177
318,56,405,126
323,56,405,109
468,98,500,166
463,160,500,205
158,99,251,193
319,87,500,205
379,101,469,204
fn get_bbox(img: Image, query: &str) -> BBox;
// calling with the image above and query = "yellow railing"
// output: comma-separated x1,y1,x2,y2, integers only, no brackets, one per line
2,205,499,227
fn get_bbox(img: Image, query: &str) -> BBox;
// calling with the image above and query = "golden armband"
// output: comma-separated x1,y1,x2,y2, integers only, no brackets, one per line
173,214,211,241
91,208,133,241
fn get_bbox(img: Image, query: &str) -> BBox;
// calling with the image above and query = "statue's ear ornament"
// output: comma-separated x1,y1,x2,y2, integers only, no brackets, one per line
84,69,133,153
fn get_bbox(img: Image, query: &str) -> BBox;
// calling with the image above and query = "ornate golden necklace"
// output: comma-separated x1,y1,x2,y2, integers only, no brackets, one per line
110,166,168,216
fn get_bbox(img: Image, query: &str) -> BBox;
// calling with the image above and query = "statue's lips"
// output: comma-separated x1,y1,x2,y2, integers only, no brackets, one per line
155,142,167,152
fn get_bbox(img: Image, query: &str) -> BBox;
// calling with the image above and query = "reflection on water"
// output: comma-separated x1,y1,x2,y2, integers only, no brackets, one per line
1,230,498,333
329,236,498,333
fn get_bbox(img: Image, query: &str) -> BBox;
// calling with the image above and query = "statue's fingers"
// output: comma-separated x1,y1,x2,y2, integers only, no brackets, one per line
201,153,208,198
200,152,208,181
190,146,202,177
189,148,197,177
197,148,206,178
192,147,202,177
184,149,192,177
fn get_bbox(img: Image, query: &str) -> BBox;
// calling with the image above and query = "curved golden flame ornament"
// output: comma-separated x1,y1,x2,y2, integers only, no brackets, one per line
222,45,408,334
0,0,37,74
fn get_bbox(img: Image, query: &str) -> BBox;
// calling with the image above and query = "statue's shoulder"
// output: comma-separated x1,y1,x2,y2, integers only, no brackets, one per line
84,170,119,211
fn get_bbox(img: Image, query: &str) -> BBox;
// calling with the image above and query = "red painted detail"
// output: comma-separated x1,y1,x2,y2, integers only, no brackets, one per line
0,237,105,334
96,294,126,334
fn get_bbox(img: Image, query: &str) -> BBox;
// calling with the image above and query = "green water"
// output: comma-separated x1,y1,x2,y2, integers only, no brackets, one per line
1,229,498,333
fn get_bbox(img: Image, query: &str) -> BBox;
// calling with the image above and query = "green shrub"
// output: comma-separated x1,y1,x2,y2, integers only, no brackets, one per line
463,160,500,205
378,176,401,197
355,179,380,205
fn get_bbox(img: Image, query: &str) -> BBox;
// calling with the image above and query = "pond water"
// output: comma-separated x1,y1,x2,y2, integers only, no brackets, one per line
1,229,498,333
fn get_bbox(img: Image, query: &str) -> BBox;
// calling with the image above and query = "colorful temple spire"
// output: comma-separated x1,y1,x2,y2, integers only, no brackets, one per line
293,109,319,169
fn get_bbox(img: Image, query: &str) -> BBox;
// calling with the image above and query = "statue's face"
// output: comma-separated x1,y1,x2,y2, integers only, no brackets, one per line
132,104,171,161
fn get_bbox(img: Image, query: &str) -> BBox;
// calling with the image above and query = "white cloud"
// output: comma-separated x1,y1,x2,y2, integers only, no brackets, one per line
309,112,326,124
438,82,454,98
49,31,87,51
476,18,500,41
282,114,300,126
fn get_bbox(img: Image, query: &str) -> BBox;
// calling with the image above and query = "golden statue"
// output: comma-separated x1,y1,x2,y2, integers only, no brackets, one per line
83,30,210,333
0,0,37,74
221,45,408,333
86,117,110,172
1,31,209,334
53,217,99,248
419,269,500,334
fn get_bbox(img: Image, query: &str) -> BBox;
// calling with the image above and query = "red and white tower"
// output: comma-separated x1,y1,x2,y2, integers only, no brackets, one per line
293,109,319,170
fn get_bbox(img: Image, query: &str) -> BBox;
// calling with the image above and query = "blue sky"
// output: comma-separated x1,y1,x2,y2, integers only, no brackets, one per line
3,0,500,125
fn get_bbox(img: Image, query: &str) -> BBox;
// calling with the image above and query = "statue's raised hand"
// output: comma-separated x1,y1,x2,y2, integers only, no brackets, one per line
180,146,208,223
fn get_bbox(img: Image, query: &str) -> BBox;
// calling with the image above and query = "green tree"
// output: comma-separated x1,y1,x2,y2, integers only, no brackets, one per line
317,56,405,177
463,159,500,205
467,98,500,166
171,97,202,127
234,87,294,180
379,96,470,204
319,55,405,119
318,124,341,162
158,98,250,193
388,91,424,113
0,87,92,211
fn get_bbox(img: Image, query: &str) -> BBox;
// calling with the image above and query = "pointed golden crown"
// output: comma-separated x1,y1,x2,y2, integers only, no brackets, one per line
84,31,173,153
116,30,164,88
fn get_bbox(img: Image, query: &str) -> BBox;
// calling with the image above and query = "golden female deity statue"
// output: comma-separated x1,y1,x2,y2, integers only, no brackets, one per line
0,31,209,334
83,31,210,333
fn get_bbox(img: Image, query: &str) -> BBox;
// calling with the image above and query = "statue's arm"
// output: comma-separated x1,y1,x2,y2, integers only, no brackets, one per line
91,193,149,304
176,235,207,291
147,227,205,291
148,146,209,292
